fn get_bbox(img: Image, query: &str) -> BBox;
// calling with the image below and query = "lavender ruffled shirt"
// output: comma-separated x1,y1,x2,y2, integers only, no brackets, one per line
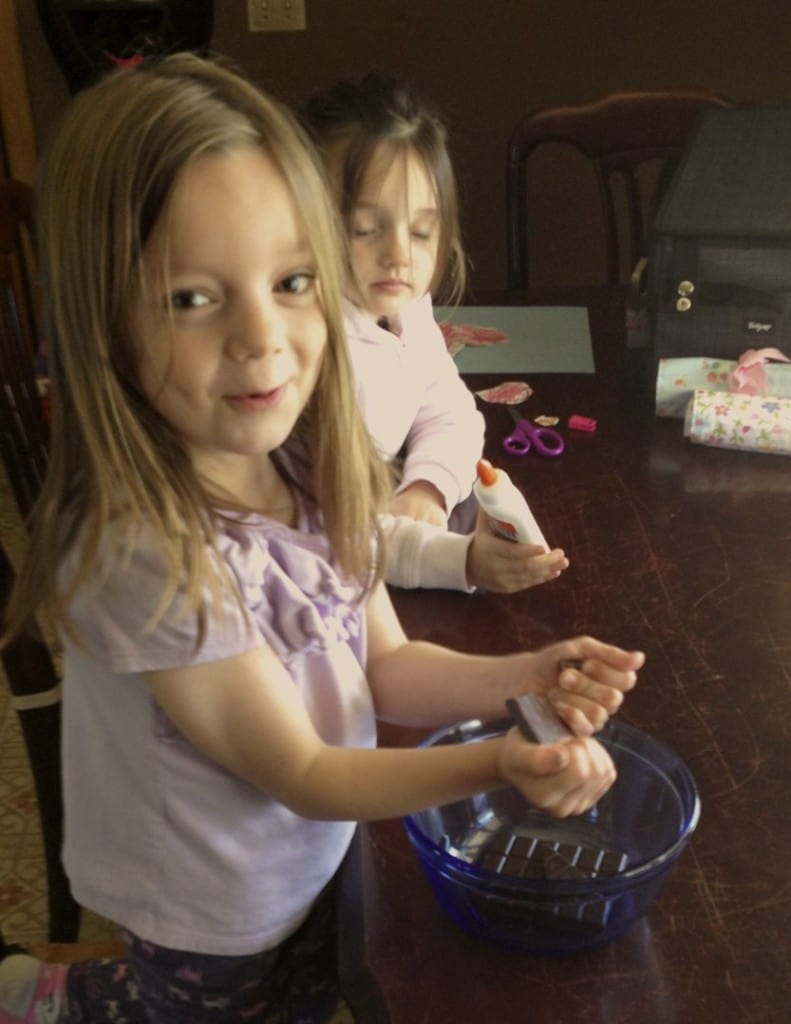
60,511,375,955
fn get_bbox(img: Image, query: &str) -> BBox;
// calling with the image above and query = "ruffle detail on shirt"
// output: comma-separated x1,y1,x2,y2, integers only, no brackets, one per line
216,517,363,666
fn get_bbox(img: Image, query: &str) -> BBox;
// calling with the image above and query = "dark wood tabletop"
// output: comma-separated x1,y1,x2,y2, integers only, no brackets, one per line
338,288,791,1024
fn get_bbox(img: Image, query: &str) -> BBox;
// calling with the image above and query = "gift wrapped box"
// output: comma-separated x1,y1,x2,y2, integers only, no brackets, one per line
684,389,791,455
656,355,791,418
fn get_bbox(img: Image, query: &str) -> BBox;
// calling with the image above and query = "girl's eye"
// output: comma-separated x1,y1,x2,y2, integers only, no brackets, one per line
169,290,211,311
411,221,437,242
277,272,315,296
351,215,379,238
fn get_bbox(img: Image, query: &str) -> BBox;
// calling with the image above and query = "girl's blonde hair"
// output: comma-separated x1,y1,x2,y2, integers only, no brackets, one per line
301,72,467,305
3,52,390,644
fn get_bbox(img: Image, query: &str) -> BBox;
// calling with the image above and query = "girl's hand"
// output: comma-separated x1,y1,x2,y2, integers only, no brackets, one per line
467,509,568,592
525,638,644,737
499,727,616,817
389,480,448,527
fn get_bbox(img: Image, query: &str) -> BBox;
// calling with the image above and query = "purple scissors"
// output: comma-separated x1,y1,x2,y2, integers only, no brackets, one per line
503,406,565,457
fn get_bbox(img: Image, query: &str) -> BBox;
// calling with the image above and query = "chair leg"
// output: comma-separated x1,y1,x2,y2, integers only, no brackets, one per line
45,860,81,945
14,702,82,943
0,548,81,942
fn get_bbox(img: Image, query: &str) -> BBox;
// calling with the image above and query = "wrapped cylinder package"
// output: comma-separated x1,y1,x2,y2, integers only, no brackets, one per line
684,389,791,455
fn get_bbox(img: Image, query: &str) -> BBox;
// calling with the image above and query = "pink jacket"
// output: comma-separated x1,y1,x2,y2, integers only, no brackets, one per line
344,295,485,514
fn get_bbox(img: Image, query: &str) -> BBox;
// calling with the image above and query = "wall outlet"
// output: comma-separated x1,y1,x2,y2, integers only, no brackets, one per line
247,0,306,32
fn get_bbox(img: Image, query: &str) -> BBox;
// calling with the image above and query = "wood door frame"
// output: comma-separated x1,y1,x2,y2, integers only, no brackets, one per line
0,0,38,184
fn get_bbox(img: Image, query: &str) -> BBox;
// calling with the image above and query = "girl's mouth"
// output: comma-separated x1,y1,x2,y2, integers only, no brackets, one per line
373,279,409,294
226,385,286,411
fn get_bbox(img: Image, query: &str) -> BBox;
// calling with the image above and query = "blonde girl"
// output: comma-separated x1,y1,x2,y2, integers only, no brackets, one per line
0,55,642,1023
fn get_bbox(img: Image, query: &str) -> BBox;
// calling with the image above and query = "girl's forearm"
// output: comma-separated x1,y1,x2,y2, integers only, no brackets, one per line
367,640,535,727
293,736,506,821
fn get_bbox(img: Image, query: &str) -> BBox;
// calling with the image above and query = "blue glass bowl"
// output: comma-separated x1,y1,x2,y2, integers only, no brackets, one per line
403,717,700,955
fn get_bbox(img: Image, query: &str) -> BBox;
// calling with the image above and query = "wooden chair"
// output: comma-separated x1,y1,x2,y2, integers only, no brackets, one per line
0,177,82,942
506,89,730,288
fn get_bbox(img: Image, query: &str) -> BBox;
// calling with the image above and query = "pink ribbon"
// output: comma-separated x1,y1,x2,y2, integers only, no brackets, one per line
729,347,791,396
106,52,145,70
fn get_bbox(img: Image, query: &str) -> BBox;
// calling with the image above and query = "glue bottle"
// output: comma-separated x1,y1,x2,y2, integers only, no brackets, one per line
473,458,549,548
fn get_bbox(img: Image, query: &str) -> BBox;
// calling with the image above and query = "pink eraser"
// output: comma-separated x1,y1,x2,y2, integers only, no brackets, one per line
568,414,597,432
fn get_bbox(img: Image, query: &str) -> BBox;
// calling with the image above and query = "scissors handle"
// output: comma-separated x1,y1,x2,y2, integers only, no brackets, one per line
503,420,565,457
503,430,532,455
531,426,565,457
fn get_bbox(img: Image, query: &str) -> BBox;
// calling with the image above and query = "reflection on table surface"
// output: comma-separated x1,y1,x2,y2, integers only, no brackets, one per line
338,288,791,1024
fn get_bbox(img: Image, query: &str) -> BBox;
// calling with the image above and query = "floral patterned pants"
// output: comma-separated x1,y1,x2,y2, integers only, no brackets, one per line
63,885,340,1023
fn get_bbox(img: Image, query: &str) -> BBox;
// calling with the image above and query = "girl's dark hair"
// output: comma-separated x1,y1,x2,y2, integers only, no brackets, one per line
302,72,466,304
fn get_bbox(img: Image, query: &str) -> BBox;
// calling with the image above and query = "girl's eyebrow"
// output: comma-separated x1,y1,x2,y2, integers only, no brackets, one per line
290,240,316,260
167,240,316,274
353,200,439,218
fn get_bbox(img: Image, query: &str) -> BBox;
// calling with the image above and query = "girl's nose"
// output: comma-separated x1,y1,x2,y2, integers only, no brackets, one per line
226,293,285,360
381,225,410,270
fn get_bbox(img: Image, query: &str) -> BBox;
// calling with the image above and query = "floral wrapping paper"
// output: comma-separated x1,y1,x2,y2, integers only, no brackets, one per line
683,389,791,456
656,357,791,418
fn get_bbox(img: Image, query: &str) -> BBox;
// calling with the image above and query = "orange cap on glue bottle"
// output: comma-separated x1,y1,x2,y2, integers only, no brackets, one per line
473,458,549,548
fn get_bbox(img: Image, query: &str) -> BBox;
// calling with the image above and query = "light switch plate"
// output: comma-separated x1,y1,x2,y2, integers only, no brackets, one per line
247,0,306,32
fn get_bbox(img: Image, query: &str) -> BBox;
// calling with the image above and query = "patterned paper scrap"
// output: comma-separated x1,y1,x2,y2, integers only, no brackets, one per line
684,389,791,456
475,381,534,405
439,321,509,357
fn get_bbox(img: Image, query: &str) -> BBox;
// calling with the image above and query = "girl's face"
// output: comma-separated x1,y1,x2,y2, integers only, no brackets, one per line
346,145,440,319
131,146,327,496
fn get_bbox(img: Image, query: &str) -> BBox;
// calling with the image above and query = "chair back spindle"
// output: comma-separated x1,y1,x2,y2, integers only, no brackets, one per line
0,179,48,518
507,90,730,288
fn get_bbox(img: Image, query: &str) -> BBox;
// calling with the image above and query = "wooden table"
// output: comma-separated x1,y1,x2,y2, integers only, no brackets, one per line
338,289,791,1024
